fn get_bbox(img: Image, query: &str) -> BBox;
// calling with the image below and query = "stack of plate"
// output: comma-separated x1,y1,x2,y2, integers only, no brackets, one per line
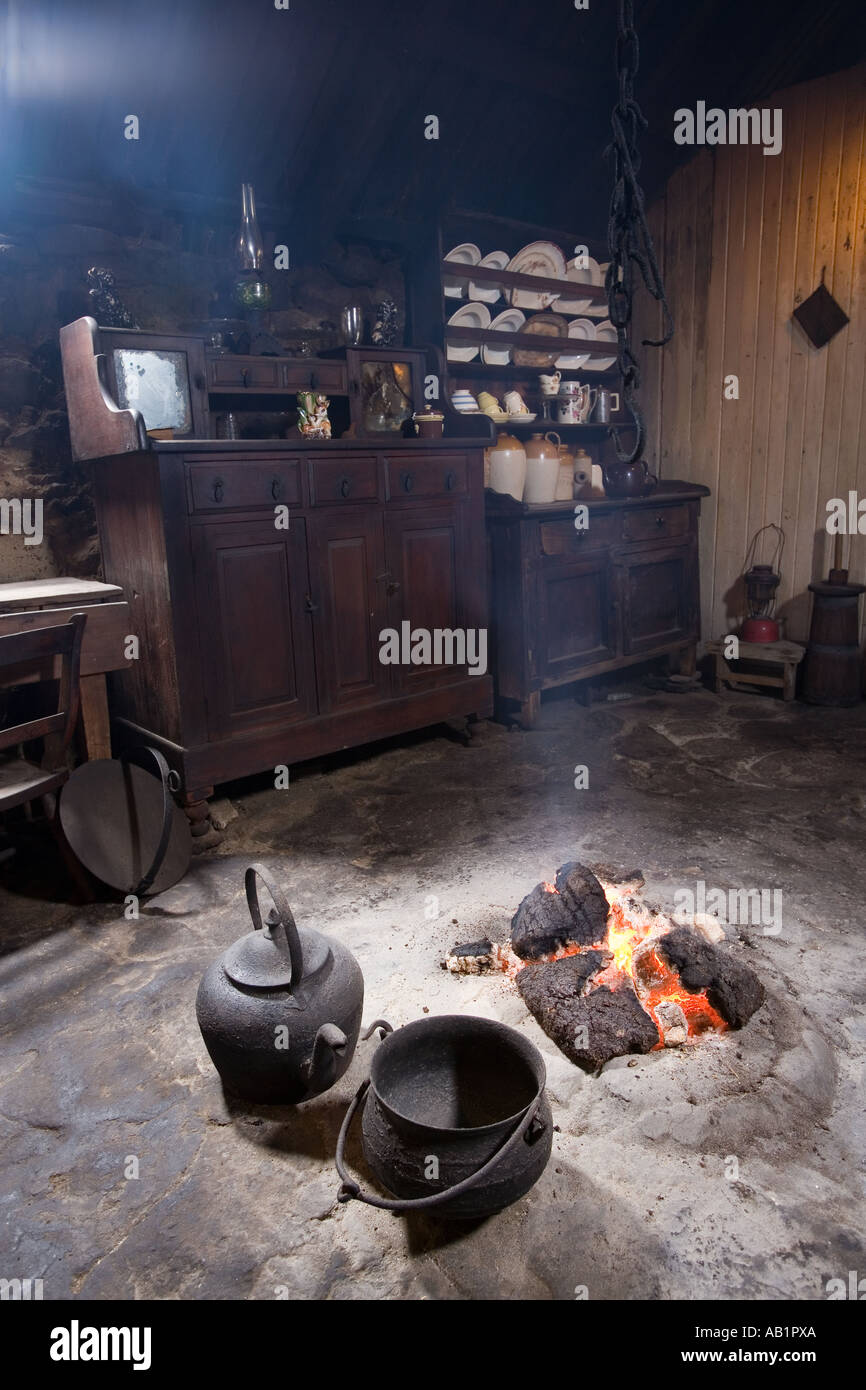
583,319,617,371
445,303,491,363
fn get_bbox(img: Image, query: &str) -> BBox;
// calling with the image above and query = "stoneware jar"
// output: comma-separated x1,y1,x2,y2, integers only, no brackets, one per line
524,431,562,504
554,442,576,501
487,431,527,502
196,864,364,1104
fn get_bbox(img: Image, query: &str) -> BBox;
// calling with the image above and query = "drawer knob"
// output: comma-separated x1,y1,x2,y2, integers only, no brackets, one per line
213,477,225,503
339,476,352,498
655,514,665,526
240,367,249,388
402,472,414,493
304,594,319,615
445,471,456,491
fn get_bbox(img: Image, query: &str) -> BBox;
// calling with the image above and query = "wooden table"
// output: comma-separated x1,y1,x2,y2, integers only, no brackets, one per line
0,579,133,759
706,637,805,702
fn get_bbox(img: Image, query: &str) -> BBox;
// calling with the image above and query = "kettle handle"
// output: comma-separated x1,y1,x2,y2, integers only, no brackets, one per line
245,863,305,986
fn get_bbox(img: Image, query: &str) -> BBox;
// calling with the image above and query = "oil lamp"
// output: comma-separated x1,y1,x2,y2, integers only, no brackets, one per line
741,525,784,643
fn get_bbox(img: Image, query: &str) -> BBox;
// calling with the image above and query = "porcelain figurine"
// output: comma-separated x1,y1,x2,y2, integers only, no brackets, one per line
298,391,332,439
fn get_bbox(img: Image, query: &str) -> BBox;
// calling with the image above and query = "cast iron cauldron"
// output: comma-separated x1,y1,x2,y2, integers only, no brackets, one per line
335,1015,553,1219
196,864,364,1104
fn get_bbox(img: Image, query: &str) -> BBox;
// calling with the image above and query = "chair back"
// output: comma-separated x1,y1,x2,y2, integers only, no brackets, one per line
0,613,87,759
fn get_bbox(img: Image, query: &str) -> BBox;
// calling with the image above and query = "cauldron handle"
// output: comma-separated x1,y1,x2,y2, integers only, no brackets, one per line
245,863,305,986
335,1071,545,1213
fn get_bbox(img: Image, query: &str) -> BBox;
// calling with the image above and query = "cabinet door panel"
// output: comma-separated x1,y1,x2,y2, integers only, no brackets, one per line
308,511,390,712
618,542,698,654
537,556,618,681
192,518,316,740
384,504,471,692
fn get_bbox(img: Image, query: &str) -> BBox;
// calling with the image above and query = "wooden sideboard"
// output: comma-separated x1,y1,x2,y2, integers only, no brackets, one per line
486,483,710,725
59,318,493,816
87,438,492,812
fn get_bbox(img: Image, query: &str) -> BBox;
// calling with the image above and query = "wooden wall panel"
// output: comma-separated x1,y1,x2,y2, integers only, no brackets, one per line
632,62,866,645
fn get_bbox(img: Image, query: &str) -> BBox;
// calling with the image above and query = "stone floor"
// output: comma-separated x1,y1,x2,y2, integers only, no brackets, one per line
1,683,865,1300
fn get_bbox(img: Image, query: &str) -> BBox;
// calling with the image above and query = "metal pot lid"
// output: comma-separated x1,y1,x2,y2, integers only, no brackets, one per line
223,922,330,989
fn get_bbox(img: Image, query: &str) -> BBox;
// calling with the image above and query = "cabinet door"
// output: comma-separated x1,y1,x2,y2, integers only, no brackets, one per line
383,503,471,692
192,518,317,740
618,542,699,655
537,554,619,682
307,510,391,713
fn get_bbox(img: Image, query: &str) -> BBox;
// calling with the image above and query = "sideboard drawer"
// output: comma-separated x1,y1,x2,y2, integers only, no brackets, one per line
385,453,469,501
208,358,281,390
539,512,620,556
283,360,347,393
621,503,691,543
308,455,381,505
188,460,301,512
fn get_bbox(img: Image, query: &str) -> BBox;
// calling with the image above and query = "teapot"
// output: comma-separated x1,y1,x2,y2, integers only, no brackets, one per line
196,864,364,1104
602,458,658,498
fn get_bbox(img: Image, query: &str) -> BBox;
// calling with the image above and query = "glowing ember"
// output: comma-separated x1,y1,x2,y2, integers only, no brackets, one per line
499,879,729,1048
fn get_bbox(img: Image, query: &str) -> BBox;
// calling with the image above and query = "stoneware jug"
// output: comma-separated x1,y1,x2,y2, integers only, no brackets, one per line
196,864,364,1104
524,432,561,504
487,431,527,502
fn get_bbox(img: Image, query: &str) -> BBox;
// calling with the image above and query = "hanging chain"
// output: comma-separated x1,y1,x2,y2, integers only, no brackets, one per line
606,0,674,463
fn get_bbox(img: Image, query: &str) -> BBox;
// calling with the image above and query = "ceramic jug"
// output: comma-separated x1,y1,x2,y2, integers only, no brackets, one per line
487,431,527,502
524,432,561,504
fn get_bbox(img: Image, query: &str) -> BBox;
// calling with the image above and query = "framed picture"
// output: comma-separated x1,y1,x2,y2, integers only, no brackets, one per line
345,346,427,437
97,328,210,439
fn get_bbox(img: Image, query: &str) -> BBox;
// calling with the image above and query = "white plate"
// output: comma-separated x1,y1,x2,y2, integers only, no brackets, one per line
508,413,537,423
555,318,595,370
584,318,617,371
556,256,596,314
506,241,567,310
446,302,491,362
444,242,482,299
481,307,526,365
469,250,510,305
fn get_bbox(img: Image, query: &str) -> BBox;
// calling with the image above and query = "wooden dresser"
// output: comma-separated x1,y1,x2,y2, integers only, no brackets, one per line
486,483,710,725
60,319,492,816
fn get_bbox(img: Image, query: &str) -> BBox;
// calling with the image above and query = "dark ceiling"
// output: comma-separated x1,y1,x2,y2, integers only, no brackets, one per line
2,0,866,248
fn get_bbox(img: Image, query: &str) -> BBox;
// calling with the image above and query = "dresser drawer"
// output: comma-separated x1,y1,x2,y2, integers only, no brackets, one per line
620,503,691,543
539,511,620,556
283,360,347,393
308,455,381,506
208,358,282,391
188,459,301,512
385,453,469,501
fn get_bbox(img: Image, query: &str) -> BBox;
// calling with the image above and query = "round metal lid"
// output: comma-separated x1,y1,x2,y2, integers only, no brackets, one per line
222,920,331,989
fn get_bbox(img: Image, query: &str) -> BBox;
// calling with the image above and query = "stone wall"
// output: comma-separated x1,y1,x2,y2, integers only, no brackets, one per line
0,178,404,583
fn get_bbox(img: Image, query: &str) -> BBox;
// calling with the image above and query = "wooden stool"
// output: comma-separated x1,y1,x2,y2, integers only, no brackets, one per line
706,637,805,702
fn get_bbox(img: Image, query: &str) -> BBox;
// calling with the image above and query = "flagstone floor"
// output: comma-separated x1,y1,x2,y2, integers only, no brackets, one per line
1,684,864,1300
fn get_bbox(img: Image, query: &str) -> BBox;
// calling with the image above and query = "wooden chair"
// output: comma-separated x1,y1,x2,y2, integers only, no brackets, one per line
0,613,91,894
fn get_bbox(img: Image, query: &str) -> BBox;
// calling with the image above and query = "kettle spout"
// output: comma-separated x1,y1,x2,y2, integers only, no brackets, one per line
306,1023,348,1095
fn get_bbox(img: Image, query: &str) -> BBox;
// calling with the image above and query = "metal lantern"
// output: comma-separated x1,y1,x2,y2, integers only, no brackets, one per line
741,526,784,643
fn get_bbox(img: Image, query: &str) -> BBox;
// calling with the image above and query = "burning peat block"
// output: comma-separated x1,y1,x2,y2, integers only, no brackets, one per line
511,861,609,959
517,956,659,1071
656,926,765,1028
445,938,495,975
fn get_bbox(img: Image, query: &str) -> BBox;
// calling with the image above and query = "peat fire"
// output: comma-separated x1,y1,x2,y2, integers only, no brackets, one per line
445,863,765,1072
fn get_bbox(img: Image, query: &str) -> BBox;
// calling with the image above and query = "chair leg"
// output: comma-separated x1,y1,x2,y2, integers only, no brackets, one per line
42,793,96,904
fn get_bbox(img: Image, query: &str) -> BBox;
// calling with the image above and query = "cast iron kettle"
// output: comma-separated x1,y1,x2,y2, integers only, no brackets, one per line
196,864,364,1104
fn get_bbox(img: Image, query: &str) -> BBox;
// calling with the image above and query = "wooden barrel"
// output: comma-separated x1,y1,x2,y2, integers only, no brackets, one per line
803,581,865,705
